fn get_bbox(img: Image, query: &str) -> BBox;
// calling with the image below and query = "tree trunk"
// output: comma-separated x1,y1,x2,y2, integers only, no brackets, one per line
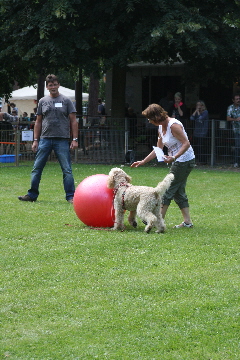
88,73,99,116
111,66,126,118
75,69,83,128
75,69,82,115
37,72,45,102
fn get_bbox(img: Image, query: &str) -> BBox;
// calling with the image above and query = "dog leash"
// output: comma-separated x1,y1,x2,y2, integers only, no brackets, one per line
121,189,128,210
111,182,130,231
113,182,129,210
113,182,128,197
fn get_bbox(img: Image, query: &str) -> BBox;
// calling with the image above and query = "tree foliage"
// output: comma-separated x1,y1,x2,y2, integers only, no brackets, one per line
0,0,240,96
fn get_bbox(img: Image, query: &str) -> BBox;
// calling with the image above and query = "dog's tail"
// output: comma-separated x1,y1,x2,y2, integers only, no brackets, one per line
156,173,174,195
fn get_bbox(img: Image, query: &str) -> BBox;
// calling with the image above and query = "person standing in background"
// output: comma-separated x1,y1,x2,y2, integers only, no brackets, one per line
9,102,18,115
169,92,188,126
21,112,31,130
0,109,18,122
190,100,209,164
227,93,240,168
97,98,105,115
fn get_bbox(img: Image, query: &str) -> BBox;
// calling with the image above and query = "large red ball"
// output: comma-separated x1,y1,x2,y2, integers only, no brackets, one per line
73,174,115,227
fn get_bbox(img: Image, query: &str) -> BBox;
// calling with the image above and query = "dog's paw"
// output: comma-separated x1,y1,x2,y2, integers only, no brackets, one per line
144,226,152,234
155,228,165,233
112,224,125,231
128,219,137,228
132,221,137,228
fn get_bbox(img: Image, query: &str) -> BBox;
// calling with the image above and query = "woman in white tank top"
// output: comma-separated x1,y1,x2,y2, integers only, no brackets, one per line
131,103,195,228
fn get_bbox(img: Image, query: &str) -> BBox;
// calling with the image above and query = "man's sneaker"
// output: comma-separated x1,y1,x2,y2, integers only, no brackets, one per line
18,195,36,202
67,198,73,204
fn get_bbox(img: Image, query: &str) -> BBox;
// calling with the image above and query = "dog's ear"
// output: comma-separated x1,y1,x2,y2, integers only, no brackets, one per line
125,174,132,183
107,172,115,188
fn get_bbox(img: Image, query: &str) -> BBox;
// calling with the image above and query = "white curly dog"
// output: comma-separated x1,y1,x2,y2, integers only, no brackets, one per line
107,167,174,233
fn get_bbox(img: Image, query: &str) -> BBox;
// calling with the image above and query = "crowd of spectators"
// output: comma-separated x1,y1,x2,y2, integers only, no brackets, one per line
126,90,240,166
1,92,240,167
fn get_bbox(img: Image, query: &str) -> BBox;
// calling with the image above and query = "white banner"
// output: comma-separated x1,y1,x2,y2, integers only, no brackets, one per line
22,130,33,141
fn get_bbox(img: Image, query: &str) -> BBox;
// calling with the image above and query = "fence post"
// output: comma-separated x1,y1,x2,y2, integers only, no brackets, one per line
210,119,215,167
15,126,21,166
125,117,128,155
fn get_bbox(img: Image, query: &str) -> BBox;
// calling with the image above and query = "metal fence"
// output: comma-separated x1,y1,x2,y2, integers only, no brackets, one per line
0,117,237,167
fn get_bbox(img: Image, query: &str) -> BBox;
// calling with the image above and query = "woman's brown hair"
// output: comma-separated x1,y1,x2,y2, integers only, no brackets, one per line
142,104,168,124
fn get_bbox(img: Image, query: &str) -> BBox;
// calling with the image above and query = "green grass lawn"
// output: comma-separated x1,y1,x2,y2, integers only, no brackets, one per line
0,162,239,359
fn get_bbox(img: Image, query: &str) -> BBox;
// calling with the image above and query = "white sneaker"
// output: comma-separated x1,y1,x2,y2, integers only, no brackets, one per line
173,222,193,228
234,163,238,168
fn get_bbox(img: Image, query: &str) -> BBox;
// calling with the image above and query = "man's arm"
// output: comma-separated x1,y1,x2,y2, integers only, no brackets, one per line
227,115,240,121
69,112,78,149
32,115,42,152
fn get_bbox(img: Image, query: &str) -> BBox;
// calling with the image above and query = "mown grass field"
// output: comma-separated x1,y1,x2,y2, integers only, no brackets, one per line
0,162,239,359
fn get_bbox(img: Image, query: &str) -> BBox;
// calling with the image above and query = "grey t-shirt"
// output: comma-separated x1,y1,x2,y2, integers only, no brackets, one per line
36,94,76,138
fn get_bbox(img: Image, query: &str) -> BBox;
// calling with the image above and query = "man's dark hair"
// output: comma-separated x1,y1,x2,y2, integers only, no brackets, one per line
46,74,59,85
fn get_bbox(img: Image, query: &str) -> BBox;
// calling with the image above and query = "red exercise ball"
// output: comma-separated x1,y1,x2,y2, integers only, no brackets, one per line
73,174,115,228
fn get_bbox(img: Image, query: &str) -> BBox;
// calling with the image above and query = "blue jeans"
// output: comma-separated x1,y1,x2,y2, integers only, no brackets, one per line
233,133,240,164
28,138,75,201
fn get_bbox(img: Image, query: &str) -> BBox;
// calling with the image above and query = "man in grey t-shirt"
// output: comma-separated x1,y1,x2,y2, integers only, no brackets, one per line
18,74,78,203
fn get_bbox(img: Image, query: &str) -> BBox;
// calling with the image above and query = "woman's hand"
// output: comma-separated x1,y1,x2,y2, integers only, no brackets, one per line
175,101,183,116
131,160,144,168
164,156,176,164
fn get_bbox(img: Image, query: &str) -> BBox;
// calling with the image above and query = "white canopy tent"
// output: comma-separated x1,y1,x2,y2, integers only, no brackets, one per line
3,85,88,116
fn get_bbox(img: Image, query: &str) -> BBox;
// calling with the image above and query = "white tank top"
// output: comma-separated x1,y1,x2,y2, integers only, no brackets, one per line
159,118,195,162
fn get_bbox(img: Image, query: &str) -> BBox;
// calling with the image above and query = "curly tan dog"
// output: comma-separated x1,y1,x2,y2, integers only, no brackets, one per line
107,167,174,233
